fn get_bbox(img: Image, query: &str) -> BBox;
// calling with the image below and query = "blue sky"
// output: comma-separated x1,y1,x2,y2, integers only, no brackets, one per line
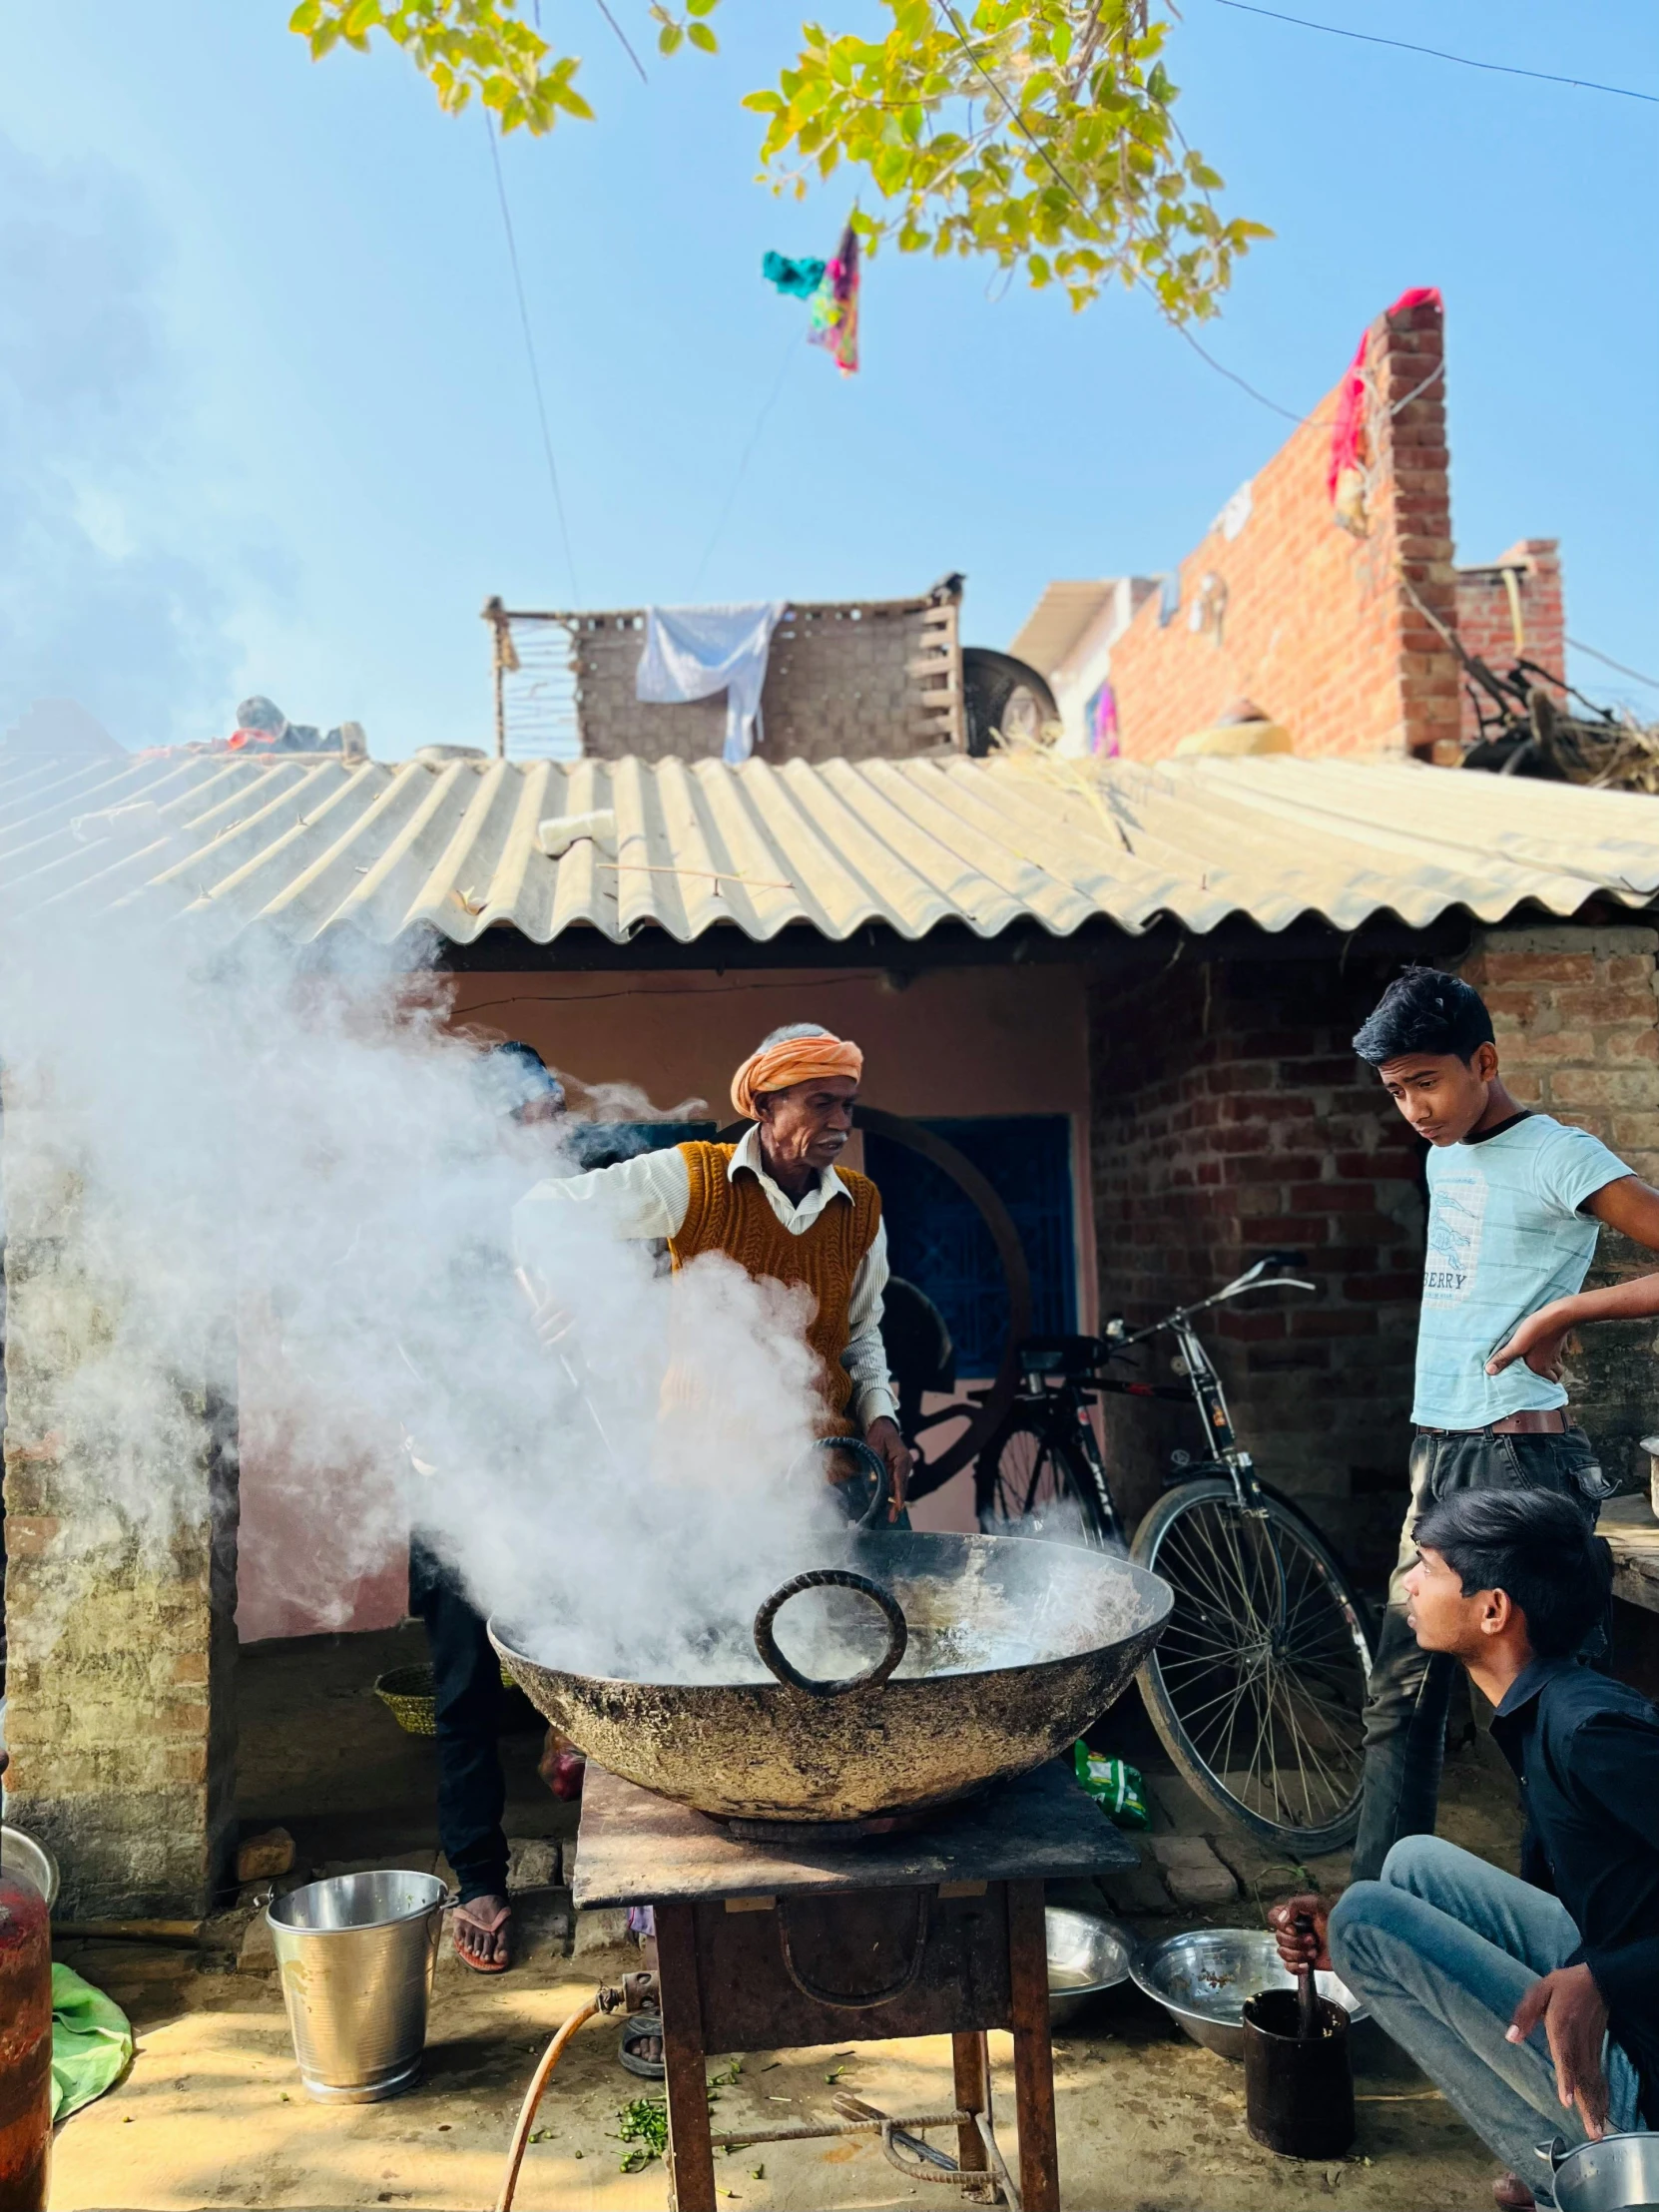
0,1,1652,753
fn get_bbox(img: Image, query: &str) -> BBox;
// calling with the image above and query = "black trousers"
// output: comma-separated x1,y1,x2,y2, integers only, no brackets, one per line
1350,1424,1613,1883
411,1541,509,1906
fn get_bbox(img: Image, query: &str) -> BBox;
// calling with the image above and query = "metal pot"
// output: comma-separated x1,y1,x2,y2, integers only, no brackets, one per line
1541,2132,1659,2212
492,1530,1171,1825
0,1828,59,1915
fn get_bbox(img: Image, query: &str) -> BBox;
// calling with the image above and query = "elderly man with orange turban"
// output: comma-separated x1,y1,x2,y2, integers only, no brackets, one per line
515,1022,910,1514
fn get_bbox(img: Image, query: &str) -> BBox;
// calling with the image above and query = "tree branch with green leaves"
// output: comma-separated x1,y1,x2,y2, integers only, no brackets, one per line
289,0,1265,319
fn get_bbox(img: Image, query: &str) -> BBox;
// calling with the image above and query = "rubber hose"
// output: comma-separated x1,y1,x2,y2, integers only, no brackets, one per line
495,1996,604,2212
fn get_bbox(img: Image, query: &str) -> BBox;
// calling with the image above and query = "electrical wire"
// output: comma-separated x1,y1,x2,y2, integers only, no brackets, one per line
691,327,802,596
593,0,649,84
485,114,583,603
934,0,1327,426
1567,638,1659,694
1209,0,1659,107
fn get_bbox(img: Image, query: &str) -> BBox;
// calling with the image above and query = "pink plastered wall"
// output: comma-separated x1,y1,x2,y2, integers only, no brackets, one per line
234,958,1093,1633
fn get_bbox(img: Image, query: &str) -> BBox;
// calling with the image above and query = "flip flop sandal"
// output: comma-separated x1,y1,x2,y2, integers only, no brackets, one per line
619,2011,666,2078
452,1904,513,1975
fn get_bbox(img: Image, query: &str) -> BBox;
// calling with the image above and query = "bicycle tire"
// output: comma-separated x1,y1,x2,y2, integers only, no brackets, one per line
972,1414,1116,1544
1132,1477,1375,1856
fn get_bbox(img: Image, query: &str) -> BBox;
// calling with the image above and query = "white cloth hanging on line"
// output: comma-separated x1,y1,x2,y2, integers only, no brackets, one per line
635,602,787,764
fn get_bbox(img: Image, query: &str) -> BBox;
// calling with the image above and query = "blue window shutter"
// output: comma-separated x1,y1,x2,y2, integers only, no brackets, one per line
863,1116,1077,1375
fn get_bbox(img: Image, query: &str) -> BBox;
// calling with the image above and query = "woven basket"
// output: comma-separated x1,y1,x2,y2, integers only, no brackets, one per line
375,1664,439,1735
374,1661,520,1736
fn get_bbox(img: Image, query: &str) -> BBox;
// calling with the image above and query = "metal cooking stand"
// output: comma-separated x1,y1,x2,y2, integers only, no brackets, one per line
572,1761,1136,2211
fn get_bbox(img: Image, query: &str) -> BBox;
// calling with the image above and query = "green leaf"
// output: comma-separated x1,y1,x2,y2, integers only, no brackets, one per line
288,0,1260,322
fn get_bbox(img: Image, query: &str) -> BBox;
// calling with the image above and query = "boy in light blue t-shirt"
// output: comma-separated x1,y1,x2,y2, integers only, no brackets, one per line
1350,966,1659,1888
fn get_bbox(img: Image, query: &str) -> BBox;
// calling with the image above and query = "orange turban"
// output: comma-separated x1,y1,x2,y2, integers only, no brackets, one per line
731,1033,863,1119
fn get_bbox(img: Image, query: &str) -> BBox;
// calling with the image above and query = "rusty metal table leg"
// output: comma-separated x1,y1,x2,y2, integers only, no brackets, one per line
951,2030,991,2182
655,1903,717,2212
1007,1879,1060,2212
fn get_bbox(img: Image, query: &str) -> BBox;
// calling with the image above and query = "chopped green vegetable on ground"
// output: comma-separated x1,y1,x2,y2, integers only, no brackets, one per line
617,2096,669,2172
616,2063,746,2171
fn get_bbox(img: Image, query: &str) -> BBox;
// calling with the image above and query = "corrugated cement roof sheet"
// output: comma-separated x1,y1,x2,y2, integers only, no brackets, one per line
2,748,1657,949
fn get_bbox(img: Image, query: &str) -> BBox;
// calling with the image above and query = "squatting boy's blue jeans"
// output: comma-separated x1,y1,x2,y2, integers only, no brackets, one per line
1330,1836,1645,2200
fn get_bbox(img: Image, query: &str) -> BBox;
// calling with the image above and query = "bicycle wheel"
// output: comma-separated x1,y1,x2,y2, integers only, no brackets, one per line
1132,1478,1375,1855
973,1416,1114,1543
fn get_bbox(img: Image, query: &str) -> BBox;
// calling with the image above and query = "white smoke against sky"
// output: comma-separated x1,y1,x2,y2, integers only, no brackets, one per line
0,897,854,1684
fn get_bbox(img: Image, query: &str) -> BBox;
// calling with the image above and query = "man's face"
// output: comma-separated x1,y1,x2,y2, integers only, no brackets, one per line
1401,1544,1497,1658
758,1075,857,1172
1377,1042,1496,1145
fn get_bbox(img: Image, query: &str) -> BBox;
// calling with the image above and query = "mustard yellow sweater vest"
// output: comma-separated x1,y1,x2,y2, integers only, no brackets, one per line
667,1140,881,1428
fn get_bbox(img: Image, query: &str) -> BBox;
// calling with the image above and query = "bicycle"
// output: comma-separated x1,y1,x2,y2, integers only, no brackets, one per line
961,1254,1376,1856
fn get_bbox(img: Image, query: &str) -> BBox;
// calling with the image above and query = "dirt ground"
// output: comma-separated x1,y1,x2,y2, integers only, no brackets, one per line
46,1622,1522,2212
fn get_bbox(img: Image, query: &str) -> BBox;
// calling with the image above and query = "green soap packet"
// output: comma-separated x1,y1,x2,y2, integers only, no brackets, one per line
1072,1743,1150,1828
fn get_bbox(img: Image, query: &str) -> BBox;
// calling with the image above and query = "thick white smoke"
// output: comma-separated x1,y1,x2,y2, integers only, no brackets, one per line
0,895,855,1686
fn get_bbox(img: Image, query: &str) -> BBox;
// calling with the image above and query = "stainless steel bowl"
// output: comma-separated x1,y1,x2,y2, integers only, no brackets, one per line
1131,1928,1368,2060
1,1824,60,1912
1047,1907,1132,2025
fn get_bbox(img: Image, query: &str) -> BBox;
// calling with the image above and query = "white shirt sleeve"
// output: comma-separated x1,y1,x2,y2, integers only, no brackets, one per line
513,1146,693,1269
843,1216,898,1430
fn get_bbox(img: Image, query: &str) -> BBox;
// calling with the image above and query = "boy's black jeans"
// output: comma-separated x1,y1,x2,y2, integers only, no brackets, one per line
1351,1423,1613,1884
410,1539,509,1907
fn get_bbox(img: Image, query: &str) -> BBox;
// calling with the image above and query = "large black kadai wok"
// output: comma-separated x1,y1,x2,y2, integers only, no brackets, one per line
491,1530,1172,1827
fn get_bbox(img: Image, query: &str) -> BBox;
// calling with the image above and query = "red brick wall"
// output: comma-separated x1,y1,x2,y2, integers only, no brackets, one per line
1106,293,1460,763
1087,925,1659,1581
1090,955,1425,1578
1452,540,1566,746
1456,922,1659,1485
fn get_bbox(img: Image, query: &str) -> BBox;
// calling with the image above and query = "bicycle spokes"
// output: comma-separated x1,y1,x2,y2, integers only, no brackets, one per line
1145,1496,1370,1841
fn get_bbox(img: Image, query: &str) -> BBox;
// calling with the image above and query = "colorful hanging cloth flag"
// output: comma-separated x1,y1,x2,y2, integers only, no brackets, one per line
808,220,860,376
1328,284,1442,502
762,252,827,299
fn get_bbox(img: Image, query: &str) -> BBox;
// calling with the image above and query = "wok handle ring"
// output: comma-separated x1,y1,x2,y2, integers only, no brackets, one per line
803,1436,891,1528
753,1569,908,1699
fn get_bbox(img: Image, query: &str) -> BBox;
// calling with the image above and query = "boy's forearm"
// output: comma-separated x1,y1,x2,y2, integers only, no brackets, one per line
1543,1274,1659,1331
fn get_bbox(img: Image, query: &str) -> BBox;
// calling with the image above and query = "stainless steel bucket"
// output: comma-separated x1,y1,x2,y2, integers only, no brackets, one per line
269,1871,446,2103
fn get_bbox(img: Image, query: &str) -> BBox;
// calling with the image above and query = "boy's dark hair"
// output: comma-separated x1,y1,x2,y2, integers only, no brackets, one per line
1411,1487,1611,1658
1353,966,1494,1067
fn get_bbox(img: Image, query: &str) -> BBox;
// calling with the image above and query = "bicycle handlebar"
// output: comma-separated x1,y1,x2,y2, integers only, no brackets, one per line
1102,1255,1317,1352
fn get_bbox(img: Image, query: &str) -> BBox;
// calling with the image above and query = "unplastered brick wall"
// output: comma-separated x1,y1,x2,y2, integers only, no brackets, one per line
1452,540,1566,746
1105,293,1460,762
1090,954,1425,1580
1456,922,1659,1486
1,1081,239,1919
537,594,963,763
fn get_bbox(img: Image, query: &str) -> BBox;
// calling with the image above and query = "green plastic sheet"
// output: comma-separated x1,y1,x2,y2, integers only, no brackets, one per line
51,1963,133,2121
